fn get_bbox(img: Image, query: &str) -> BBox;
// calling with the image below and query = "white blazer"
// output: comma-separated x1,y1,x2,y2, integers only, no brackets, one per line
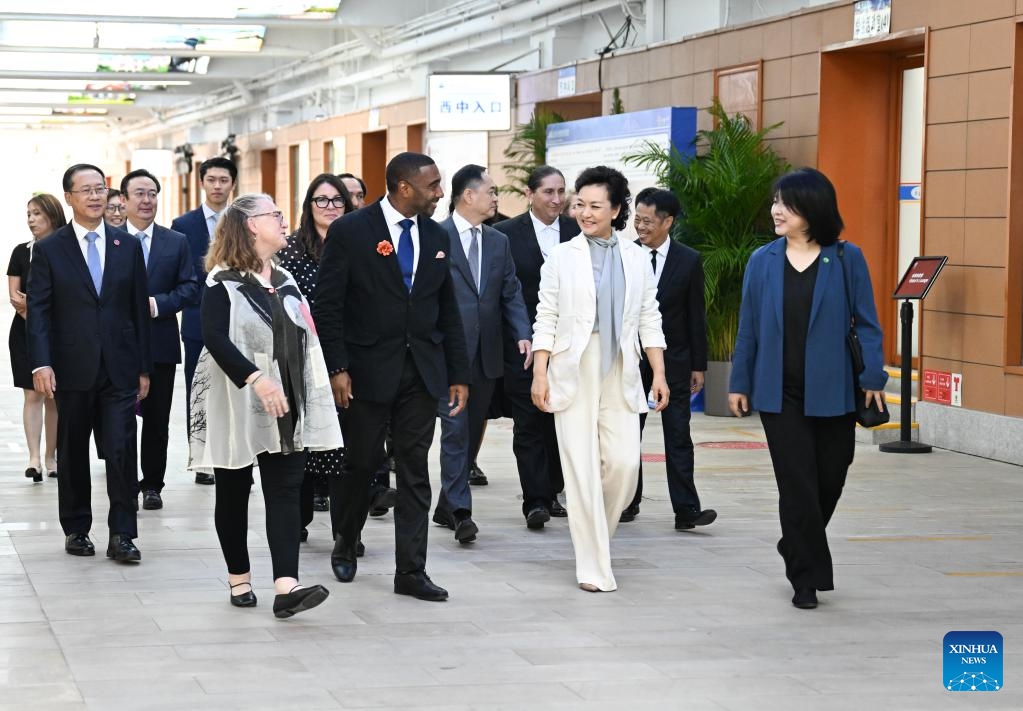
533,232,666,413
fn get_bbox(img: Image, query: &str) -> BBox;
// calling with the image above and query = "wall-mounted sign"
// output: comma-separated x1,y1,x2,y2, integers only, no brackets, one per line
428,73,511,132
893,255,947,300
557,67,576,97
923,370,953,406
854,0,891,40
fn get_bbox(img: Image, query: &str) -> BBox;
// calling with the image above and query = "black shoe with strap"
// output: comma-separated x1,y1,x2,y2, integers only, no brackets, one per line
273,585,329,618
230,582,257,607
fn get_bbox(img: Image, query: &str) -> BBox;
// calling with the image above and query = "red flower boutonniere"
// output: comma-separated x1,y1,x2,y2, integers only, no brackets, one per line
376,240,394,256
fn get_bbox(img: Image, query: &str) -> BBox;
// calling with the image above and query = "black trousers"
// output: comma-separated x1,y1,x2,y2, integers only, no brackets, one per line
334,352,436,573
633,374,700,513
503,364,564,516
55,364,138,538
183,337,202,437
139,362,176,493
214,450,306,580
759,396,856,591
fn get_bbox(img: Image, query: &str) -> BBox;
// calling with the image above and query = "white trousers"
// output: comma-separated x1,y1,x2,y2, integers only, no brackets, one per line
554,333,641,591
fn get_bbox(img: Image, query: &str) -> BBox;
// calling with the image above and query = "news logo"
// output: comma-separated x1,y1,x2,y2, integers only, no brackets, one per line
944,631,1002,691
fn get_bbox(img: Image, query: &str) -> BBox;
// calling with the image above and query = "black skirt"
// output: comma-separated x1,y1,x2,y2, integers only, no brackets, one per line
9,315,32,389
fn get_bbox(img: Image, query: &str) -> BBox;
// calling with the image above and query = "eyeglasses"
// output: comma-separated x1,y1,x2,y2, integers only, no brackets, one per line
105,204,127,213
70,186,109,197
312,196,346,209
251,210,285,223
130,190,159,201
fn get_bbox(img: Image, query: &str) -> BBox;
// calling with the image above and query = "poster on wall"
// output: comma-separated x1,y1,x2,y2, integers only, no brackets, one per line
428,74,512,132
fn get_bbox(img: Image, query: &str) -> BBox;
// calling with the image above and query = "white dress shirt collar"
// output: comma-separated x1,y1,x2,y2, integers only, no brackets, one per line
529,210,559,235
380,194,421,286
127,220,153,239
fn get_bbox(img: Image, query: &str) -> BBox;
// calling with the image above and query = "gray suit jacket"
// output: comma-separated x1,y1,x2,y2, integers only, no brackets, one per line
441,216,531,381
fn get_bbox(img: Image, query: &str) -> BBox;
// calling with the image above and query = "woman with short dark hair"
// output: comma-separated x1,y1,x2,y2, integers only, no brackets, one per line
729,167,887,610
9,193,66,482
189,192,340,618
531,166,669,592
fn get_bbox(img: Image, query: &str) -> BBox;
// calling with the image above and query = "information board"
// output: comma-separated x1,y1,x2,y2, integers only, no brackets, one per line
893,255,947,300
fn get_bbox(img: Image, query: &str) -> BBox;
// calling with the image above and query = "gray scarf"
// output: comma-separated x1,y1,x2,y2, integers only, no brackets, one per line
586,234,625,378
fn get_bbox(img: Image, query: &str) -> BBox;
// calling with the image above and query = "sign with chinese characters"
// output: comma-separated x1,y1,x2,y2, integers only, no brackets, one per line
893,256,947,300
923,369,952,406
854,0,891,40
428,73,512,132
557,67,576,97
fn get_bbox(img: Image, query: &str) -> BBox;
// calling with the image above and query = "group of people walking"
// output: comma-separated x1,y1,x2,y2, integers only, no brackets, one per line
9,149,887,615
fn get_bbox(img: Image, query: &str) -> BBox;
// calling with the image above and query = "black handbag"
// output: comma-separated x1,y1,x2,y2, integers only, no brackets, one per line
837,242,890,428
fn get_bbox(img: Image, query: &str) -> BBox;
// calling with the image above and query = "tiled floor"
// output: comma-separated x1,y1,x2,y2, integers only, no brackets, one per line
1,367,1022,709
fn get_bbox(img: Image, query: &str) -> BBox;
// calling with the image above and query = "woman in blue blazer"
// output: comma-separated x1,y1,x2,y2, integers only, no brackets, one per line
728,168,887,610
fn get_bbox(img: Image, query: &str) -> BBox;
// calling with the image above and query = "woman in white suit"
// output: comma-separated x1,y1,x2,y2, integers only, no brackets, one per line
531,166,669,592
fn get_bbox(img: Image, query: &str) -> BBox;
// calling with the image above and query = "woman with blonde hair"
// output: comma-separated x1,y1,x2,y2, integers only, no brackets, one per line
8,193,65,482
189,193,341,618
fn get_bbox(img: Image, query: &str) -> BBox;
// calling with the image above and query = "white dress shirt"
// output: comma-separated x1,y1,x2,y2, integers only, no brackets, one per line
451,210,483,283
128,219,159,317
202,203,220,239
647,238,671,285
529,209,560,261
380,195,421,286
71,220,106,269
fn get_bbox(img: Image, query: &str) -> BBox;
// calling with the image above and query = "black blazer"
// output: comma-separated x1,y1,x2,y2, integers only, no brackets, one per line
313,199,470,403
26,222,152,391
145,224,200,364
171,206,212,343
492,212,580,326
640,239,708,386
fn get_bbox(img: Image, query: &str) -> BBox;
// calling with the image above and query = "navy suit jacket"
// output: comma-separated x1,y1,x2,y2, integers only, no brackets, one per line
492,212,580,326
729,238,887,416
170,206,212,343
143,224,199,364
26,222,152,391
639,239,708,386
440,216,531,381
313,199,470,403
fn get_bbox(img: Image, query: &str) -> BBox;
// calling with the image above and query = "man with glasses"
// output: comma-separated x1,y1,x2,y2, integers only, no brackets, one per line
26,163,151,562
121,169,199,511
105,189,127,228
172,156,237,485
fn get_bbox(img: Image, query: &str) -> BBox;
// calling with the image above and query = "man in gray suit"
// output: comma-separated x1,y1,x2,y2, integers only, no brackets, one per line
433,165,532,543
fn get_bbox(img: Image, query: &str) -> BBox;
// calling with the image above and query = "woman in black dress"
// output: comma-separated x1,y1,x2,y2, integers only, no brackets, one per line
8,194,66,482
276,173,353,541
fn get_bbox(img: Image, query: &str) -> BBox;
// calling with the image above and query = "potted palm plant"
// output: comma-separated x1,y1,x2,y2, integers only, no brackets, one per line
501,107,565,197
625,98,789,415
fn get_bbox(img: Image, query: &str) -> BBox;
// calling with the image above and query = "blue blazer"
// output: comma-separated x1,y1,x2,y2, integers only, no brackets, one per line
170,207,212,343
26,222,152,391
440,217,531,381
146,224,199,364
729,238,887,416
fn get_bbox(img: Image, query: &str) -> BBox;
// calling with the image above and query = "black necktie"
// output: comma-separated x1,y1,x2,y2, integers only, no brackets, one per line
650,249,657,274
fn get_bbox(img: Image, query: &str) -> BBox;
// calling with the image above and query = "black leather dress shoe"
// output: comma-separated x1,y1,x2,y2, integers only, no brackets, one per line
273,584,329,618
300,527,309,542
619,503,640,523
312,493,329,512
549,498,567,517
195,472,215,485
394,572,448,601
468,463,488,486
230,582,257,607
106,534,141,563
792,588,818,609
526,506,550,530
65,533,95,557
431,508,455,530
453,514,478,544
142,490,163,510
675,508,717,530
25,467,42,483
357,540,365,557
369,486,397,517
331,538,357,582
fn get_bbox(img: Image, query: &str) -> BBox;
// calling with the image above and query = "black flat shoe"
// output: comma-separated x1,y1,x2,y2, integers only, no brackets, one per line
273,584,329,619
468,463,488,486
141,490,163,510
431,508,455,531
526,506,550,530
549,499,567,517
312,494,329,512
65,533,95,556
331,538,357,582
394,571,448,601
26,467,42,483
619,504,639,523
356,540,365,557
106,533,141,563
230,582,257,607
369,487,396,517
792,588,818,609
195,472,215,485
675,508,717,530
300,527,309,543
454,516,478,544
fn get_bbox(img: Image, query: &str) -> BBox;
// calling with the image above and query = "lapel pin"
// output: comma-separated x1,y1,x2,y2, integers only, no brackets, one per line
113,239,120,246
435,250,445,258
822,256,829,263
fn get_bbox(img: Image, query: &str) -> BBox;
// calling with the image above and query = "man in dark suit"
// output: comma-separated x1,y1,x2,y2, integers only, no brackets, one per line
314,152,470,601
492,165,579,529
27,163,152,562
171,156,236,486
433,165,531,543
626,188,716,529
121,169,199,511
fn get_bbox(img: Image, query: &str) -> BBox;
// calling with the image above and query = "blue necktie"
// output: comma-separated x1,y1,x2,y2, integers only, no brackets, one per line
85,231,102,294
397,218,414,292
137,232,149,266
